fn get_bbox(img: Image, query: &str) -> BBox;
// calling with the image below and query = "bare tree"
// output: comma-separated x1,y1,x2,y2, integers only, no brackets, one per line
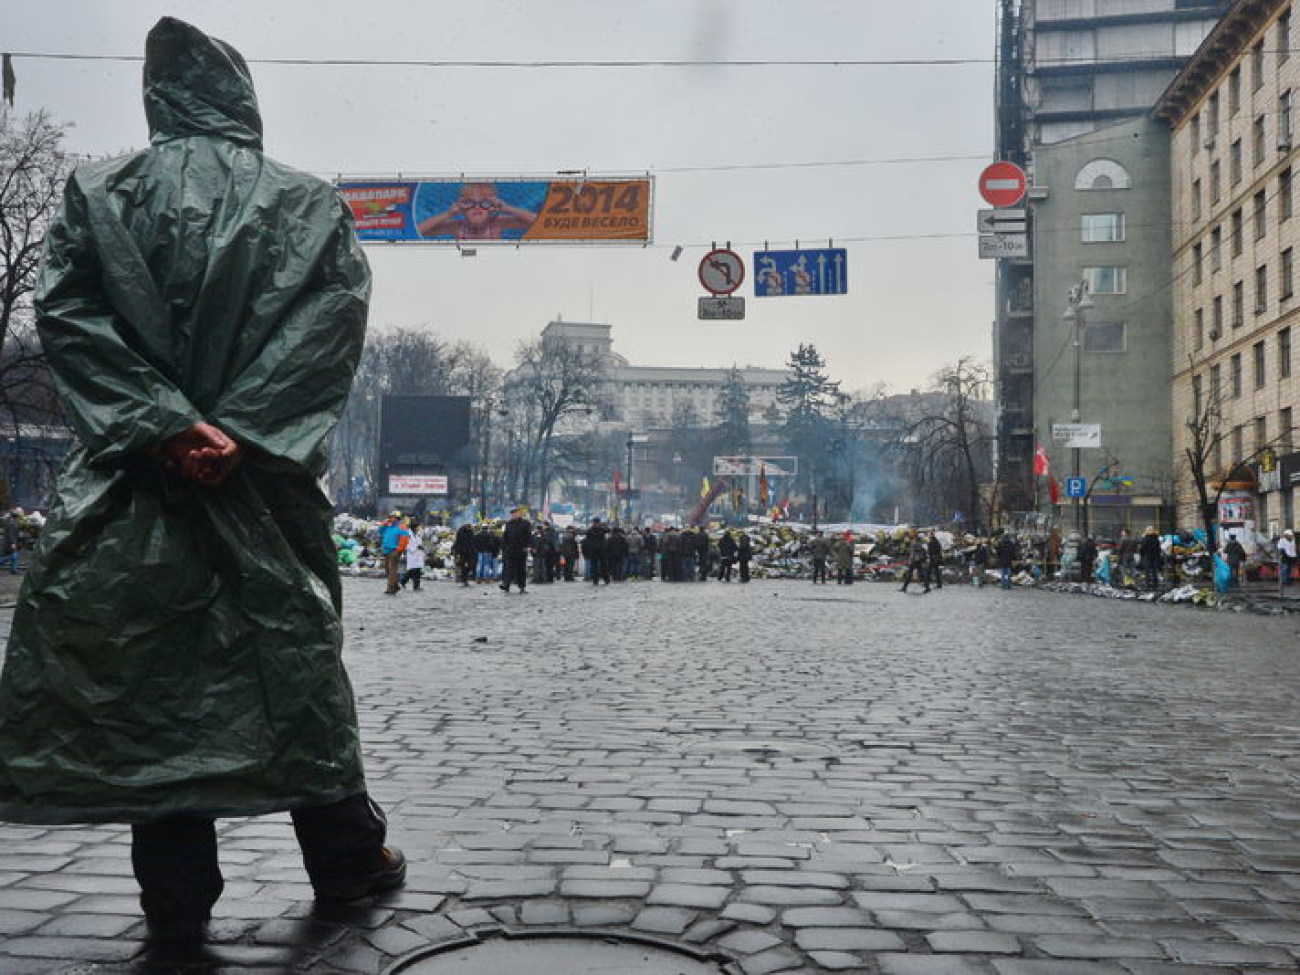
892,358,994,529
507,338,608,508
0,109,76,505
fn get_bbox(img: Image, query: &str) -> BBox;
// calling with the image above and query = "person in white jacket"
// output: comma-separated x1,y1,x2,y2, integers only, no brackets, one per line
401,529,427,591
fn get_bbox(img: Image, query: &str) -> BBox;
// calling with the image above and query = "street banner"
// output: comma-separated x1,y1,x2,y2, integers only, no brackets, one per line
338,177,653,243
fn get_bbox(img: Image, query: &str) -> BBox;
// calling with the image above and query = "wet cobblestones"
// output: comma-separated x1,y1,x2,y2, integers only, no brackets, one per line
1,577,1300,972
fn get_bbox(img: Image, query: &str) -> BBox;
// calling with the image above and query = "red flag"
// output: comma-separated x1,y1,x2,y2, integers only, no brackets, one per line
1034,445,1051,476
758,464,769,505
1048,477,1060,504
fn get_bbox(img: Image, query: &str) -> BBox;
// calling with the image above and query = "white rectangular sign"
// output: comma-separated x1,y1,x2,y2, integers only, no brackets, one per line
977,208,1027,234
388,474,449,495
978,234,1029,259
698,296,745,320
1051,423,1101,449
712,455,799,476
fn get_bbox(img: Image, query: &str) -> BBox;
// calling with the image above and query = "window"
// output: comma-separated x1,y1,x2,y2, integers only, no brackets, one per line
1257,416,1269,453
1232,425,1244,462
1207,91,1221,140
1283,247,1295,298
1213,294,1224,336
1231,353,1243,398
1281,326,1293,378
1193,374,1204,417
1282,407,1294,450
1074,159,1132,190
1083,321,1125,353
1192,179,1203,222
1082,266,1126,294
1195,307,1205,349
1282,168,1294,220
1256,264,1269,313
1191,114,1202,154
1211,225,1223,269
1281,9,1292,63
1255,190,1267,239
1081,213,1124,242
1255,340,1267,387
1210,363,1223,403
1281,90,1294,147
1233,280,1245,327
1210,160,1222,203
1255,115,1268,166
1230,67,1242,115
1232,208,1244,256
1231,139,1243,184
1254,39,1266,90
1193,242,1204,284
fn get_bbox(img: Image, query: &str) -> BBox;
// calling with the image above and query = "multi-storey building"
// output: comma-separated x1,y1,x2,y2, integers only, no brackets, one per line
536,320,789,429
994,0,1230,530
1157,0,1300,539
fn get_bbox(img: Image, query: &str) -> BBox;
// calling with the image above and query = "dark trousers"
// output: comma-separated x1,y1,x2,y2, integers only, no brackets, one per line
810,558,826,584
738,558,750,583
131,793,387,926
900,560,929,592
501,552,528,590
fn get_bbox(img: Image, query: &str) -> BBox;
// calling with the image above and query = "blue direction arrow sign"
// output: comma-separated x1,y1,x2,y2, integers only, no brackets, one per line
753,248,847,297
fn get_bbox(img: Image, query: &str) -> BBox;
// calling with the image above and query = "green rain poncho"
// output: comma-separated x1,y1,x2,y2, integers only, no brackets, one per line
0,18,371,823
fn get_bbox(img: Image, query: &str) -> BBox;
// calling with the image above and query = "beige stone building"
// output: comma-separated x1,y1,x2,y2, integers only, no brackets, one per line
1158,0,1300,539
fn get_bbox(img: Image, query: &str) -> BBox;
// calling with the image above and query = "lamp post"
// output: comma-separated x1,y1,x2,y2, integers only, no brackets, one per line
1062,281,1095,534
479,404,508,521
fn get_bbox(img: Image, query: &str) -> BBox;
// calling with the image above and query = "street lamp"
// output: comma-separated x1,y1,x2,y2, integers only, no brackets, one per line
1062,281,1095,533
626,433,649,526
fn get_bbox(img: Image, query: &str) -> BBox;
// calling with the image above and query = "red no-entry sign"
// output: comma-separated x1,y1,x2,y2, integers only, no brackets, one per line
978,161,1028,208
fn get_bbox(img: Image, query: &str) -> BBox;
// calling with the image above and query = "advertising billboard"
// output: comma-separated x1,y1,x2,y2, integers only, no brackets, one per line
338,177,653,244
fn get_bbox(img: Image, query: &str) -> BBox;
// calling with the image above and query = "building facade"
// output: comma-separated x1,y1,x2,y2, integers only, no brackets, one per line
538,320,789,429
1157,0,1300,541
994,0,1230,525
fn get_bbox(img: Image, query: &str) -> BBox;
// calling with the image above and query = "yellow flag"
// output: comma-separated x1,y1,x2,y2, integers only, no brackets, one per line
700,476,710,498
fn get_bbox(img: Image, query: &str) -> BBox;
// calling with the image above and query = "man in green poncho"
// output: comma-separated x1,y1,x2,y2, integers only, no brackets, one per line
0,18,404,942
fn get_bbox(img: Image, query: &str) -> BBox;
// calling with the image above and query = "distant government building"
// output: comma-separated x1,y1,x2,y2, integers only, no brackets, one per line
535,319,790,428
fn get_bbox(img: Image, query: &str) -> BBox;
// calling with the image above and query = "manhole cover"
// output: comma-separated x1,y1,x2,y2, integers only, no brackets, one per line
392,933,729,974
685,738,832,760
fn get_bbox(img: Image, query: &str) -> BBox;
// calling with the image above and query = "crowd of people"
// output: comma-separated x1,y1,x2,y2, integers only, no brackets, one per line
346,511,1300,597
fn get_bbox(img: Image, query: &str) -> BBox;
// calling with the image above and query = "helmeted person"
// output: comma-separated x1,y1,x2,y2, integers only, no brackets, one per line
0,18,403,945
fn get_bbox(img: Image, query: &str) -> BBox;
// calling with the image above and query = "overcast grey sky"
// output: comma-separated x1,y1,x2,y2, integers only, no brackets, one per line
4,0,997,395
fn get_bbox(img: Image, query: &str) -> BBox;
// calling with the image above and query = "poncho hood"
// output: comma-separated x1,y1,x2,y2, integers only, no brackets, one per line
144,17,262,148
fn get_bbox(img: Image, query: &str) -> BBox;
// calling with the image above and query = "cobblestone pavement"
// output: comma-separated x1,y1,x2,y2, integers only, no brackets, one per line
3,576,1300,974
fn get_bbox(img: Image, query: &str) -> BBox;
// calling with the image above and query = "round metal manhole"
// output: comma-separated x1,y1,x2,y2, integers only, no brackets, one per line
684,738,833,760
391,933,731,974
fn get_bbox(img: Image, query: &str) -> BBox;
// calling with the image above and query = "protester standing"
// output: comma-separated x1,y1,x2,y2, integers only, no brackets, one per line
0,18,403,946
499,507,532,593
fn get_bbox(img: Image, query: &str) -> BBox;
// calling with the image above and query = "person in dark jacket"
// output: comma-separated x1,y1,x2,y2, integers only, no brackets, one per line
0,18,403,945
717,531,737,581
696,529,712,581
899,533,930,594
606,527,629,582
560,526,579,581
737,532,753,583
1078,535,1098,583
926,533,944,589
499,507,532,593
474,525,498,582
1138,526,1163,590
1222,534,1246,588
582,517,609,585
660,528,680,581
452,524,477,586
996,532,1017,589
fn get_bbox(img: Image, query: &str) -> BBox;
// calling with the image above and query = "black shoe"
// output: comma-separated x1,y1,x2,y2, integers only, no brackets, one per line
144,915,209,946
314,846,407,903
499,584,509,591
